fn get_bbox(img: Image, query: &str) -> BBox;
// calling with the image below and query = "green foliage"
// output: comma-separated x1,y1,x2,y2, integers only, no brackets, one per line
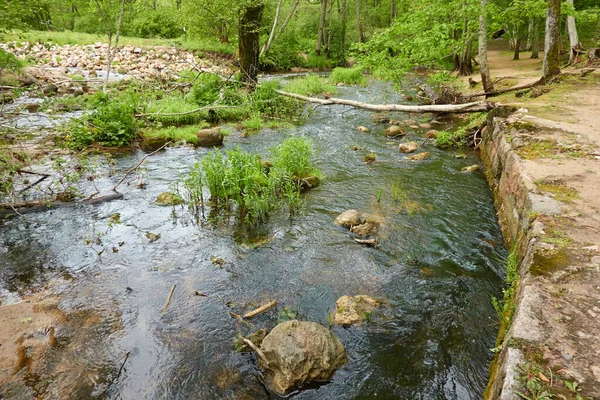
145,97,207,126
129,8,181,39
435,112,486,148
180,136,319,223
241,113,264,131
249,80,302,120
142,124,209,145
283,74,336,96
492,247,519,331
516,362,554,400
62,90,140,149
330,66,366,85
188,73,224,106
0,48,23,75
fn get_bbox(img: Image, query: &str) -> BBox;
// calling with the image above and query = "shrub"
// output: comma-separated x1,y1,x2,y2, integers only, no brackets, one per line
250,80,302,120
128,9,182,39
62,90,140,149
270,135,318,179
187,73,223,106
330,66,366,85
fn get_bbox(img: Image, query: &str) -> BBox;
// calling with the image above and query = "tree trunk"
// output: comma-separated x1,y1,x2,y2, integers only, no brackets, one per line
479,0,494,93
315,0,328,55
356,0,364,43
176,0,182,10
325,0,335,58
239,4,264,86
457,39,473,76
543,0,561,79
70,4,78,31
261,0,283,57
338,0,348,57
531,18,539,58
218,23,229,43
526,18,535,50
104,0,125,92
390,0,395,24
273,0,300,43
566,0,581,63
513,36,521,60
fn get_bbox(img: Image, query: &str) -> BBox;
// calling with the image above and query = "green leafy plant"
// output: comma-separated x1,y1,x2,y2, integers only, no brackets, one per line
330,66,366,85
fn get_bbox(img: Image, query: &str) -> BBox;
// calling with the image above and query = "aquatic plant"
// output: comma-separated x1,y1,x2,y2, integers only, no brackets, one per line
282,74,336,97
179,136,319,223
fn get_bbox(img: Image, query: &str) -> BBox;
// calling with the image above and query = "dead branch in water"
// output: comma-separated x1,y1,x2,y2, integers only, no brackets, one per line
161,284,177,315
112,142,170,193
241,338,270,366
0,193,124,216
116,351,130,378
275,90,492,114
243,300,277,319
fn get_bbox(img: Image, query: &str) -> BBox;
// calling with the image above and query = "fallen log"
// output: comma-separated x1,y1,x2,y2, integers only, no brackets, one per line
243,300,277,319
467,78,543,99
275,90,492,114
0,193,124,217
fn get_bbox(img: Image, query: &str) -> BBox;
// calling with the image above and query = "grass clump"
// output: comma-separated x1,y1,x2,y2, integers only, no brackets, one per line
330,66,366,85
178,136,320,223
535,180,580,203
283,74,336,97
142,124,209,145
145,96,207,126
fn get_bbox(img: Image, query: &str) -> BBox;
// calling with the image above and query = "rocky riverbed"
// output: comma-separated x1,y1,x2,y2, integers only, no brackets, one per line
1,42,233,81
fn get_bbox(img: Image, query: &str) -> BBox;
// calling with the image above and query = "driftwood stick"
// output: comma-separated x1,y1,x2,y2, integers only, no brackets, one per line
354,238,377,246
241,338,270,366
116,351,130,378
161,284,177,315
243,300,277,319
112,142,170,193
275,90,492,114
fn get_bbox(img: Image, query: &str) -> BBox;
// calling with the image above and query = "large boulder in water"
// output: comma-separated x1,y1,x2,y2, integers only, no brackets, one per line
196,128,224,147
334,295,381,326
259,320,347,395
399,141,419,153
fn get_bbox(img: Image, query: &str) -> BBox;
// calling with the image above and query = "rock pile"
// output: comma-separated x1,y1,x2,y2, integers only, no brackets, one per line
1,42,232,81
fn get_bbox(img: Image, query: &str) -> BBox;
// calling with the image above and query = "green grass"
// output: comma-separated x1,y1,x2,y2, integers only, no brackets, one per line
535,180,580,203
145,97,208,126
1,30,235,54
142,124,209,145
330,66,366,85
283,74,336,96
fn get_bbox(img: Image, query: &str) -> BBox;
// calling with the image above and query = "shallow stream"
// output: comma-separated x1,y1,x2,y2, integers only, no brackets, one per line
0,78,505,399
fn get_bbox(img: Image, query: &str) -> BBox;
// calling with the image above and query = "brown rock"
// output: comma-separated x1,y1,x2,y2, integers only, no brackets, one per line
419,122,432,129
196,129,224,147
356,126,370,132
424,130,439,139
350,220,379,237
407,152,430,161
334,295,381,326
259,320,347,395
399,141,419,153
335,210,363,228
385,125,406,137
156,192,185,206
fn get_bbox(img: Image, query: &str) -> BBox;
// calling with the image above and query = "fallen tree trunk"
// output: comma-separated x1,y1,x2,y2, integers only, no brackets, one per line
467,78,543,98
275,90,492,113
0,193,124,217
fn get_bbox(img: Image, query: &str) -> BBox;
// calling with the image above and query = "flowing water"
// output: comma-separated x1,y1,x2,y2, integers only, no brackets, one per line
0,78,505,399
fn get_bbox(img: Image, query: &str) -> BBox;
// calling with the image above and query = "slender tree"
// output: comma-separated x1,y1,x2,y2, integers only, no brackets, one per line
479,0,494,93
261,0,283,56
566,0,581,63
239,2,264,86
355,0,364,43
316,0,328,55
543,0,561,78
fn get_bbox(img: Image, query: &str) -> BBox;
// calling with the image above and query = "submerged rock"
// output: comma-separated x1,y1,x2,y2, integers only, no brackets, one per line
385,125,406,137
356,126,370,132
399,141,419,153
335,210,363,228
259,320,347,395
196,128,224,147
364,153,376,162
419,122,432,130
350,220,379,237
299,175,320,189
461,164,480,173
408,152,430,161
334,295,381,326
424,130,439,139
156,192,184,206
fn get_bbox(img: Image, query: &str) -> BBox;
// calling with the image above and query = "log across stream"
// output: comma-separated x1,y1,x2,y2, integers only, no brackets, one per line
0,77,506,398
